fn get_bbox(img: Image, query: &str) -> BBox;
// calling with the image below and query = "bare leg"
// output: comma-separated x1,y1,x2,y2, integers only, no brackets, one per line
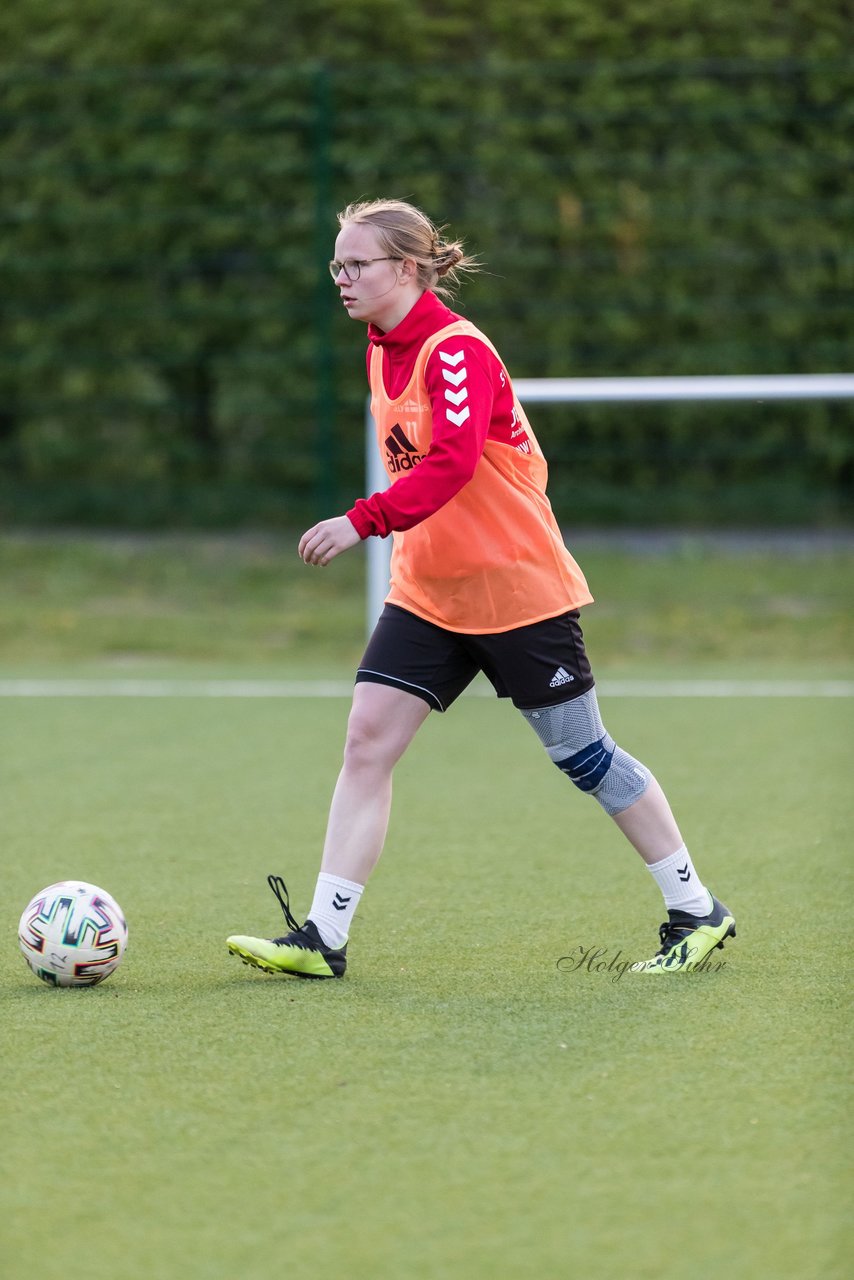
319,681,432,883
611,777,684,866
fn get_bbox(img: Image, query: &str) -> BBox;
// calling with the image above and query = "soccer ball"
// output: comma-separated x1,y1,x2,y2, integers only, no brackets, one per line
18,880,128,987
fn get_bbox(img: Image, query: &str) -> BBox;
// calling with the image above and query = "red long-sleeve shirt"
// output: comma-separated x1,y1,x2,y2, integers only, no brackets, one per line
347,291,520,539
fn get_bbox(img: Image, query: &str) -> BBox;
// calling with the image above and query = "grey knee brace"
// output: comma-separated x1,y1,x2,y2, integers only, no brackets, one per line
521,688,651,816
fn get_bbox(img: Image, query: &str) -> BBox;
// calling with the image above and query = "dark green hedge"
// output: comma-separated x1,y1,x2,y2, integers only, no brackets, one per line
0,0,851,527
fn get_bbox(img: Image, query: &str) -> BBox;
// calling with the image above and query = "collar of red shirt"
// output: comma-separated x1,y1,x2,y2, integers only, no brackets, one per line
367,289,459,353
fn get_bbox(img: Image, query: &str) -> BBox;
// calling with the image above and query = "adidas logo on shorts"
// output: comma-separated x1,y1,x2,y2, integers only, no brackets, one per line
549,666,575,688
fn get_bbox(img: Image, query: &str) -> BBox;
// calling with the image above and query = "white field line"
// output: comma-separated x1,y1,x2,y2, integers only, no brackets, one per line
0,678,852,698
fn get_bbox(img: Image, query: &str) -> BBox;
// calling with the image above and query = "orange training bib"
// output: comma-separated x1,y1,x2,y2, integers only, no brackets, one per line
370,320,592,634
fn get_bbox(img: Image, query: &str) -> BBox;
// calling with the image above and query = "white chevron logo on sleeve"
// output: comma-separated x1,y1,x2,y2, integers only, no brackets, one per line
441,367,467,387
447,406,470,426
444,387,468,406
439,350,465,366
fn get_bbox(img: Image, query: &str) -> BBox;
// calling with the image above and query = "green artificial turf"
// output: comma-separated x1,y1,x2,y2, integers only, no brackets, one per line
2,530,852,677
1,692,850,1279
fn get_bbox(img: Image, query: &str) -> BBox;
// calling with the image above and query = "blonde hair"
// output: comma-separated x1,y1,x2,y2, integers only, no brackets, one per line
337,198,480,299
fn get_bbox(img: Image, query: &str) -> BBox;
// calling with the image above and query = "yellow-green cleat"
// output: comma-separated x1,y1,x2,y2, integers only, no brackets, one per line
227,875,347,979
632,894,736,973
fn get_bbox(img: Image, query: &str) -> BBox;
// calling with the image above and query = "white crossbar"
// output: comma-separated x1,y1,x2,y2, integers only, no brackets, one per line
512,373,854,403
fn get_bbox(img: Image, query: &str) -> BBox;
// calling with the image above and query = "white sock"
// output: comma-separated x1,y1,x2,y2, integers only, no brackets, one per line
308,873,364,948
646,845,712,916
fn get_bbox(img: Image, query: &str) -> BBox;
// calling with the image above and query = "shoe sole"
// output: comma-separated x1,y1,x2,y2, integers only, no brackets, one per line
227,939,342,979
633,916,736,973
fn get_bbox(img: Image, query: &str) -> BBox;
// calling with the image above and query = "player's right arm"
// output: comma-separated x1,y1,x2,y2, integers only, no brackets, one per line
346,337,501,539
298,515,362,567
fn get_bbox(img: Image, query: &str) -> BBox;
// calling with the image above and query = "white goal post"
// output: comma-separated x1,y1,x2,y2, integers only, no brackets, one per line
365,372,854,632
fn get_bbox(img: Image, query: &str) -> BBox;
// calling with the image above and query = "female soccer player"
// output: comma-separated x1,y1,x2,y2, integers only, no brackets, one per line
227,199,735,977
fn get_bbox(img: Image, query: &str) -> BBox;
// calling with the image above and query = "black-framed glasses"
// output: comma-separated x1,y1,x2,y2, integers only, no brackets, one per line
328,256,402,282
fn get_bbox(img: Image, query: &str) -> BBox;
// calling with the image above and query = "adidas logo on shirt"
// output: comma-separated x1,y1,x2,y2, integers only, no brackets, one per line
549,667,575,688
385,422,427,473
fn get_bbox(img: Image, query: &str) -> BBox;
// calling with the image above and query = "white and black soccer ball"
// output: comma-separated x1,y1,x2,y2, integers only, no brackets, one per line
18,880,128,987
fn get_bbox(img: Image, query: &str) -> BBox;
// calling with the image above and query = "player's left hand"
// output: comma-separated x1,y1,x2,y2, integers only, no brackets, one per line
298,515,362,566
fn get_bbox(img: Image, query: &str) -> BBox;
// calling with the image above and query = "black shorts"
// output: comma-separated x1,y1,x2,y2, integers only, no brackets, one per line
356,604,595,712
